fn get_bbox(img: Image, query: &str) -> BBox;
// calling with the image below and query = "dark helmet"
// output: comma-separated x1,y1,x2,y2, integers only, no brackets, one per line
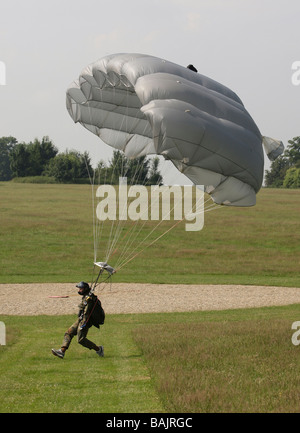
76,281,90,295
187,64,198,73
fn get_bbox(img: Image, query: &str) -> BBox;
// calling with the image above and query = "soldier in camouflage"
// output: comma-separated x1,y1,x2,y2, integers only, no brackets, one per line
51,281,104,359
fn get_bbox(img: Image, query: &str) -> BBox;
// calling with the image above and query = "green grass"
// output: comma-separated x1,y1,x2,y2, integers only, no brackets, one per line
0,182,299,286
0,314,163,413
1,304,300,413
134,307,300,413
1,182,299,414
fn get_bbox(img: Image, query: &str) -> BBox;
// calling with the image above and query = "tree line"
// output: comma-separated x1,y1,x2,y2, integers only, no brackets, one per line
1,135,299,187
0,136,162,185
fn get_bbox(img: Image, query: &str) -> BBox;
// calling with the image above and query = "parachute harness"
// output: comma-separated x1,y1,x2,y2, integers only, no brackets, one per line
79,262,113,330
79,296,98,330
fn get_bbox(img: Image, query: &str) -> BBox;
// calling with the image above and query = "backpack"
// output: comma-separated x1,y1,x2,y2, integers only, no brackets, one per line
90,297,105,328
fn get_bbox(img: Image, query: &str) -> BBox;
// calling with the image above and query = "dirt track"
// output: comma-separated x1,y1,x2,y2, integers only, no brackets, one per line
1,283,300,316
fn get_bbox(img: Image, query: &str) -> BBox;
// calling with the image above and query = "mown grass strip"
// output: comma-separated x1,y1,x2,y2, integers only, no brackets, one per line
1,304,300,413
0,315,164,413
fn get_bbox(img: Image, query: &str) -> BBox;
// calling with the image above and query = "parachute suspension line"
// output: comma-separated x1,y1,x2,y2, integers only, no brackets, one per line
82,148,111,291
113,157,202,271
117,217,184,271
103,108,153,265
109,153,164,268
82,148,113,290
109,84,170,266
99,148,123,264
81,117,119,288
103,84,132,264
116,183,209,270
113,177,167,271
93,164,113,284
84,86,128,268
105,137,154,265
81,149,98,291
115,192,221,272
104,143,130,262
82,79,222,275
115,182,198,271
83,153,98,263
83,80,159,270
94,160,109,264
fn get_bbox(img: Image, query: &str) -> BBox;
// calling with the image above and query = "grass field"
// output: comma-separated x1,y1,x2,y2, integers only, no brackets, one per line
1,182,300,413
0,182,299,286
1,304,300,413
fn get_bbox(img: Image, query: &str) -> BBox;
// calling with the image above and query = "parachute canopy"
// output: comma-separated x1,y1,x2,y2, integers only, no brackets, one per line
66,53,283,207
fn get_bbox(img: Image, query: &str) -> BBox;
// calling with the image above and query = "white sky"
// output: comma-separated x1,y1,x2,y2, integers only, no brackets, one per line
0,0,299,183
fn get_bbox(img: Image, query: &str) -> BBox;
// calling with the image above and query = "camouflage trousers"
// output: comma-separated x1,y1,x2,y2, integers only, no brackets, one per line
61,318,98,351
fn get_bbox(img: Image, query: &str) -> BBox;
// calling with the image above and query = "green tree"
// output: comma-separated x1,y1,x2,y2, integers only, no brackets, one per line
264,156,290,187
285,136,300,167
0,136,17,180
126,156,149,184
265,136,300,187
27,137,58,176
9,136,58,178
106,150,162,185
44,150,92,183
94,160,113,184
10,142,31,177
283,167,300,188
147,157,163,185
108,150,128,184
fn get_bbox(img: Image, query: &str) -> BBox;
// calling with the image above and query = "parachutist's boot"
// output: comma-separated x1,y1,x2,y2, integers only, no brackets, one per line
96,346,104,357
51,348,65,359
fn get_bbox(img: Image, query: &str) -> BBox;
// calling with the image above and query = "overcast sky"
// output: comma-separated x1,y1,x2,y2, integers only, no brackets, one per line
0,0,299,183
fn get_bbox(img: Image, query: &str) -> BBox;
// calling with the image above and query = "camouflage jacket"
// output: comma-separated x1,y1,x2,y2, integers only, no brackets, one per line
78,293,97,327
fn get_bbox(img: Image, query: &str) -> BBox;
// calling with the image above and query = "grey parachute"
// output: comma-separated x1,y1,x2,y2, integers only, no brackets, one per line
66,53,284,206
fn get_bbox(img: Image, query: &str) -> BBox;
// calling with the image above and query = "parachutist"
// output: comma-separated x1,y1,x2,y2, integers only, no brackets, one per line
51,281,105,359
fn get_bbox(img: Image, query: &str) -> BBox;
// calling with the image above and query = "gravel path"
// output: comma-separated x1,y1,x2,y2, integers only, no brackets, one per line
1,283,300,316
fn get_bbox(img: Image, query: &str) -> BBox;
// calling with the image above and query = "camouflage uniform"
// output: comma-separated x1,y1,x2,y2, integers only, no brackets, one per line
61,293,99,351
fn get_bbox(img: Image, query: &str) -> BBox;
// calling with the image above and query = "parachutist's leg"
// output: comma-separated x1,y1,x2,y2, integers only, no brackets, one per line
61,319,79,352
77,322,99,351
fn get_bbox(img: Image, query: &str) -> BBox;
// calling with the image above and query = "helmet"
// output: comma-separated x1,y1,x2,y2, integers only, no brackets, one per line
76,281,90,295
